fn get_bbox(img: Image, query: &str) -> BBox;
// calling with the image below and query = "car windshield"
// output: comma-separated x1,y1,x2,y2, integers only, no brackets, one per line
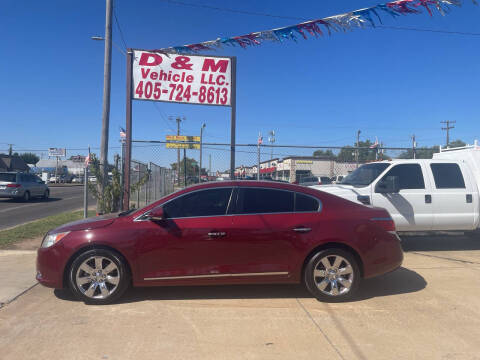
0,173,16,182
340,163,390,187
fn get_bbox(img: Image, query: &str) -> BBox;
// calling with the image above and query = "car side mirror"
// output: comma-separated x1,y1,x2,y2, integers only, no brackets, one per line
147,207,164,221
375,176,400,193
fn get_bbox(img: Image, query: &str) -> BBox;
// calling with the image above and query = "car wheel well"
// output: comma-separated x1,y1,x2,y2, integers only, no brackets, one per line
62,245,133,288
301,242,364,280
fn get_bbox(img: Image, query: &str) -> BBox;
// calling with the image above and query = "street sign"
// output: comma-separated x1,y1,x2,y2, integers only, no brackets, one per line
166,143,200,149
132,51,232,106
48,148,66,157
166,135,200,142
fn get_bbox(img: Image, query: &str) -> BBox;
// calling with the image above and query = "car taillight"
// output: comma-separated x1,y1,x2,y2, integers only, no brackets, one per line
371,217,396,232
6,184,21,188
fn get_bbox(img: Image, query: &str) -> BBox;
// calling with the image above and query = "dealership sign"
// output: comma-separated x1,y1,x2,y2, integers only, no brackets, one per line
132,51,232,106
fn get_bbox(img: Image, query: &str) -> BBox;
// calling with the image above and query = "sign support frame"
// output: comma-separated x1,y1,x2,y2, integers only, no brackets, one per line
122,50,236,211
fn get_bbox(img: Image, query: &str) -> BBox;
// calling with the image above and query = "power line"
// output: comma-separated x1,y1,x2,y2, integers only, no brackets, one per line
113,7,128,49
159,0,480,37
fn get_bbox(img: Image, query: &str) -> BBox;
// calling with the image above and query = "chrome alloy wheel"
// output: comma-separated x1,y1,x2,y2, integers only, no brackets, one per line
313,255,354,296
75,256,120,299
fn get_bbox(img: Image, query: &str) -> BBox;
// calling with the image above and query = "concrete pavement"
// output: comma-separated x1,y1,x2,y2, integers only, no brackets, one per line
0,250,37,307
0,235,479,359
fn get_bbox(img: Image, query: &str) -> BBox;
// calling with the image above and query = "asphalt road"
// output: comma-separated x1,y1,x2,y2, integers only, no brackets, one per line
0,186,94,230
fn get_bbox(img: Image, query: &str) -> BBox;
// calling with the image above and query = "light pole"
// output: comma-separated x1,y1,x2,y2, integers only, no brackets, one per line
199,123,206,184
91,0,113,214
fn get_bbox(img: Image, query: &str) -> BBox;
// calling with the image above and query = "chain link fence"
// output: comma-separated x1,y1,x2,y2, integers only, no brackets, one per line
129,141,418,187
130,159,174,209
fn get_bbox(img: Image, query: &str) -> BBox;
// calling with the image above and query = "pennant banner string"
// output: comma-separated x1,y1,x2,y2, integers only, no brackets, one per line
150,0,474,54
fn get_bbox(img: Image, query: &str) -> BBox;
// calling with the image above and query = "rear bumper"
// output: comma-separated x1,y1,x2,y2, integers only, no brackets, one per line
0,189,24,198
363,232,404,279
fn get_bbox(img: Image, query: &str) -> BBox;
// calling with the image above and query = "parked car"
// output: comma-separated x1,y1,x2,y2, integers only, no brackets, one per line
331,175,346,184
297,176,332,186
36,181,403,304
71,176,83,184
310,142,480,234
0,172,50,201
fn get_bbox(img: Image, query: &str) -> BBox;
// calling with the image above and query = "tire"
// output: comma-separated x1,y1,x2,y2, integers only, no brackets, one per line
68,249,130,305
304,248,360,302
42,190,49,200
23,191,30,202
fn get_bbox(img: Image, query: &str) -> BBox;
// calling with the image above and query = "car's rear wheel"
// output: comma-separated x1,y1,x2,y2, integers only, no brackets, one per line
304,248,360,302
22,191,30,202
68,249,129,305
42,190,49,200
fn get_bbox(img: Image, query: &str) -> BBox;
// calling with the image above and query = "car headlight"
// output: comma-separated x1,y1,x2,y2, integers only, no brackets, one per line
41,232,70,248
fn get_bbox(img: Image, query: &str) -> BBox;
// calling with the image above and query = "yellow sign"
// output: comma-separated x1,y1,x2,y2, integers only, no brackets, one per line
166,135,200,142
166,143,200,149
296,160,313,164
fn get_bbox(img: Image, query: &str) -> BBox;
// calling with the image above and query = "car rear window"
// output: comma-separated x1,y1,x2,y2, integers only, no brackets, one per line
295,193,320,212
0,173,16,182
236,188,294,214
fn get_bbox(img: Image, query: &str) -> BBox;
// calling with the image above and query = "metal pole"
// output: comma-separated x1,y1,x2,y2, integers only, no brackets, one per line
98,0,113,213
229,57,237,180
356,130,361,168
55,156,58,183
84,147,90,218
412,134,417,159
177,118,182,186
257,132,261,181
183,148,187,187
123,49,133,211
199,123,205,184
209,154,211,177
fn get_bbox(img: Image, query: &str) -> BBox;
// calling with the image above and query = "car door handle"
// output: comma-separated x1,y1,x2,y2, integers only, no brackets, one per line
293,227,311,233
207,231,226,237
425,195,432,204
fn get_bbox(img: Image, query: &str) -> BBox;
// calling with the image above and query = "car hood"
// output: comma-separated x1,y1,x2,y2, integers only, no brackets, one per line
50,213,118,233
309,184,365,204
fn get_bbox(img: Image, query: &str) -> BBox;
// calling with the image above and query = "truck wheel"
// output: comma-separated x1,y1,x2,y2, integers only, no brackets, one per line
304,248,360,302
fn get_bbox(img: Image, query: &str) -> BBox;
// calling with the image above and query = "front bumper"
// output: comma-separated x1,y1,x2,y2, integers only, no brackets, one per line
36,246,66,289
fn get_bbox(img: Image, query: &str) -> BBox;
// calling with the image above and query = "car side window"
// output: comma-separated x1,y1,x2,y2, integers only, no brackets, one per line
379,164,425,190
430,163,465,189
162,188,233,218
295,193,320,212
235,188,294,214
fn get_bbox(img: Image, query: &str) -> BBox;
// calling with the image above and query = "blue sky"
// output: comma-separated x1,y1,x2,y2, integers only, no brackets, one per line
1,0,479,168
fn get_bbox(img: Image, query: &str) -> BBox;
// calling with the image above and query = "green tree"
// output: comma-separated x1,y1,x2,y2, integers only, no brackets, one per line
313,149,335,159
398,146,440,159
18,152,40,165
87,153,123,214
171,157,206,181
447,139,466,148
336,140,383,162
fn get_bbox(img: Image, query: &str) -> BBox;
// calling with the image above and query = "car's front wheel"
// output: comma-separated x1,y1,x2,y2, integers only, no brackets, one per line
68,249,129,304
304,248,360,302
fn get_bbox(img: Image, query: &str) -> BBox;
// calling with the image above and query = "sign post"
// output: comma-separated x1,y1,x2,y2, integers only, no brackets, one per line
123,50,235,210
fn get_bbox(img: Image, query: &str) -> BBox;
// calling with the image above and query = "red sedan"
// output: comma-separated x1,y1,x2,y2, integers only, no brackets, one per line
36,181,403,304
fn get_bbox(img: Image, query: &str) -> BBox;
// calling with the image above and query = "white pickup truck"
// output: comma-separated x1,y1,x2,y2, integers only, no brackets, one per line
311,142,480,234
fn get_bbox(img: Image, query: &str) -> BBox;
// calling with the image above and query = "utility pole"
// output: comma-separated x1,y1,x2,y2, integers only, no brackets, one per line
173,116,183,186
209,154,212,177
355,130,361,168
8,144,13,156
98,0,113,214
411,134,417,159
441,120,455,147
268,130,276,161
199,123,206,183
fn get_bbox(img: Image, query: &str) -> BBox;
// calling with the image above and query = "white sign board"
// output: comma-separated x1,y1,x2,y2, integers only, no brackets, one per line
132,50,232,106
48,148,66,157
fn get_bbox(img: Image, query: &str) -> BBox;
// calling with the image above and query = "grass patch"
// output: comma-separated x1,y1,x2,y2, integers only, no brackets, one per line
0,210,96,248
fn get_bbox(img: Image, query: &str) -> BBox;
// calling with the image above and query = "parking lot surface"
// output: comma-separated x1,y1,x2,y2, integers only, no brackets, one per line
0,235,479,360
